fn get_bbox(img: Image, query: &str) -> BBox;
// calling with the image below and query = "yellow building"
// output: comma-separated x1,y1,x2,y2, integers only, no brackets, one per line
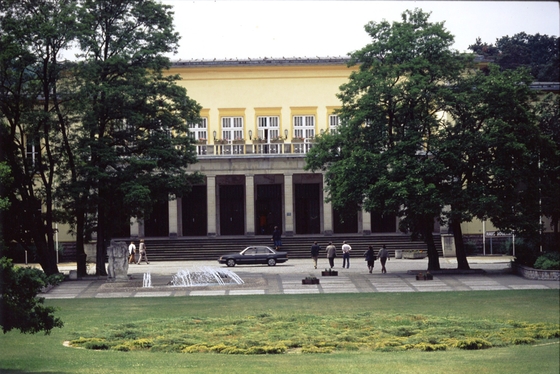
53,57,554,253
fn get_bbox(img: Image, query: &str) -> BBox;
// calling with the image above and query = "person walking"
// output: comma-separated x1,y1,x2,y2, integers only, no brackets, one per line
326,242,337,269
271,226,282,250
136,239,149,265
310,241,321,269
378,244,389,273
364,245,376,274
128,241,136,264
341,241,352,269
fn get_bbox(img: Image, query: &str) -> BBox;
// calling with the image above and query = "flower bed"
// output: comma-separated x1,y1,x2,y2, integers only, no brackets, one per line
512,263,560,281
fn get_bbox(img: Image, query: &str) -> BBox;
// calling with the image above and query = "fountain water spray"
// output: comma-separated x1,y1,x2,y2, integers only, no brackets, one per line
169,267,244,287
143,272,152,288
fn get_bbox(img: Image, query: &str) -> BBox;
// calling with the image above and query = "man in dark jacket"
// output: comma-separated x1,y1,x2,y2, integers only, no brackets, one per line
310,241,321,269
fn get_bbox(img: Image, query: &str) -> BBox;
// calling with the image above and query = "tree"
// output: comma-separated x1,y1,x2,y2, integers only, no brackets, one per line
0,257,64,334
0,0,79,276
469,33,559,82
438,64,543,267
1,0,202,277
69,0,203,275
306,9,466,271
535,94,560,249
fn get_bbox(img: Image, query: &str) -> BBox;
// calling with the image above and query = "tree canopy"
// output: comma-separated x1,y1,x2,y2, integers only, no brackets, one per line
0,0,202,276
468,32,559,82
306,9,557,270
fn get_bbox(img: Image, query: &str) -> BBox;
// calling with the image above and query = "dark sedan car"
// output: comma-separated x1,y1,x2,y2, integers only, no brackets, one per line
218,246,288,267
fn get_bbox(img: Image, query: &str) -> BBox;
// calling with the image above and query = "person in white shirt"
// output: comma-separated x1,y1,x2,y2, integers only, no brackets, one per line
341,241,352,269
128,241,136,264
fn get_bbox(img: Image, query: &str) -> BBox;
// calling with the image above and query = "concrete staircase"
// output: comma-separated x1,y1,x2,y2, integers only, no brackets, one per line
121,233,442,262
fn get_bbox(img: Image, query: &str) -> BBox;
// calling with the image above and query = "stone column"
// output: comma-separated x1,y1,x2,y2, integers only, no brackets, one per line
362,209,371,235
168,196,178,237
322,175,333,235
245,174,255,236
130,217,140,238
207,175,217,236
283,173,294,236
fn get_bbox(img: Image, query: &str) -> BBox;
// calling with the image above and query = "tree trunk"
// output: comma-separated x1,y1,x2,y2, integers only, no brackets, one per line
423,217,441,271
75,209,88,277
95,198,108,276
450,217,470,270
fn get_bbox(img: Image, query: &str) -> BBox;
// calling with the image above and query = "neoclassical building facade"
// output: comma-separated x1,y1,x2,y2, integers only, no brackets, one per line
125,57,401,239
106,57,555,244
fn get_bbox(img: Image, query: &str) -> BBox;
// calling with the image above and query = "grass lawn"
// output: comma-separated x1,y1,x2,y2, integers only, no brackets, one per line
0,290,558,373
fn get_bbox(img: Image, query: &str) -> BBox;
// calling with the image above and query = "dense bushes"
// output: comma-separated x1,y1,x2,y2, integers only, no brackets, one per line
533,252,560,270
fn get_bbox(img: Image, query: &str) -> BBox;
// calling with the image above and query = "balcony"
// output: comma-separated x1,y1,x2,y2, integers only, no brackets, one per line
194,139,314,157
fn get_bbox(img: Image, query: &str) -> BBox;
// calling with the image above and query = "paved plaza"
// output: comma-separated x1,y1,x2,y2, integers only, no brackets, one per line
37,256,559,299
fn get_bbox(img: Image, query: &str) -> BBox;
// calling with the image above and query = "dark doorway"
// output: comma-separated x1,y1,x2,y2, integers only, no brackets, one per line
110,210,131,238
295,183,320,234
371,212,396,233
219,185,245,235
182,185,207,236
255,184,282,235
333,209,358,233
144,200,169,237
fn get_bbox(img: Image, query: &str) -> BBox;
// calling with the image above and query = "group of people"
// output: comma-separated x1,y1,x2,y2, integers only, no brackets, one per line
128,239,149,265
311,241,390,273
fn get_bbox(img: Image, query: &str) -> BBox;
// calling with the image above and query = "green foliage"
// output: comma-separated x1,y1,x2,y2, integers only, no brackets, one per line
67,311,559,355
0,257,64,334
533,252,560,270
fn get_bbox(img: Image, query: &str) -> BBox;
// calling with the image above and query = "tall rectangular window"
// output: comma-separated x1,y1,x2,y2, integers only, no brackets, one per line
222,117,243,141
293,115,315,139
189,117,208,141
257,116,279,141
329,115,340,134
26,134,40,165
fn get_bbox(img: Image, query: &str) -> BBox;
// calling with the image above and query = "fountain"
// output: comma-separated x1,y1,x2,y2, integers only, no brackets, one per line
143,272,152,288
168,266,244,287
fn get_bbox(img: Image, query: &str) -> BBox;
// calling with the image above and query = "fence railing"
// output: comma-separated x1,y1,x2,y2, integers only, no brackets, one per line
195,139,314,156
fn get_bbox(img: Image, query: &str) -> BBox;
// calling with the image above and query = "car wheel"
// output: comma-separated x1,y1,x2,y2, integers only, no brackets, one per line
226,259,236,267
267,258,276,266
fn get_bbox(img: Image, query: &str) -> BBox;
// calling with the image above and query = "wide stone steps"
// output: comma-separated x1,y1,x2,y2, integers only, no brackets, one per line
125,234,442,262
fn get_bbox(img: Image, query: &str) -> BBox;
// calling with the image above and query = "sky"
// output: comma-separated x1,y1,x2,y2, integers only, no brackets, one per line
160,1,560,61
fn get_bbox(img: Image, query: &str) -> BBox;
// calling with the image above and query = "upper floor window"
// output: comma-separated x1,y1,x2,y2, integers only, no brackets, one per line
189,117,208,142
257,116,279,141
26,134,40,166
222,117,244,141
329,115,340,134
293,115,315,139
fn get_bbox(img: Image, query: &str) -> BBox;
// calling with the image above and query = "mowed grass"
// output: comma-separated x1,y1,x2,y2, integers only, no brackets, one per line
0,290,559,373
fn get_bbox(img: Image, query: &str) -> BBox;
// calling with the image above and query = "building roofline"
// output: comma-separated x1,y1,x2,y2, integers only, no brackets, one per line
171,56,351,68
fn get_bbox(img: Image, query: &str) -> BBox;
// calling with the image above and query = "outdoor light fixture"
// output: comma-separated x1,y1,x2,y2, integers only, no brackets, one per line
284,129,288,139
213,130,216,141
248,130,252,140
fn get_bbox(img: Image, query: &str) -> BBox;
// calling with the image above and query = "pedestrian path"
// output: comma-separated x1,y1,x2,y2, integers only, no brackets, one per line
38,257,559,299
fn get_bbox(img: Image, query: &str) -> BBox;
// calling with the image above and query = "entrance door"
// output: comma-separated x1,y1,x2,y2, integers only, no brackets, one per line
333,209,358,233
144,200,169,237
371,212,397,233
295,183,320,234
219,185,245,235
255,184,282,235
182,185,207,236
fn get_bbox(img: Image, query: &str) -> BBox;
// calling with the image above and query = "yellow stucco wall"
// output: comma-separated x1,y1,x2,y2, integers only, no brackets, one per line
168,63,354,143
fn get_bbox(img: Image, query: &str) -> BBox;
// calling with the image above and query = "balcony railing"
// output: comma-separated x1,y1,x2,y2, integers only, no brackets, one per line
195,139,314,157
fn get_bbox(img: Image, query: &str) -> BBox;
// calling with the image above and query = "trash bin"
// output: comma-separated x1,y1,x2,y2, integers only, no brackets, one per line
395,249,402,259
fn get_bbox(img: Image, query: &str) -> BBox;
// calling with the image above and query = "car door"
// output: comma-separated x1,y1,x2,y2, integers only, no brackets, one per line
255,247,271,264
239,247,257,264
